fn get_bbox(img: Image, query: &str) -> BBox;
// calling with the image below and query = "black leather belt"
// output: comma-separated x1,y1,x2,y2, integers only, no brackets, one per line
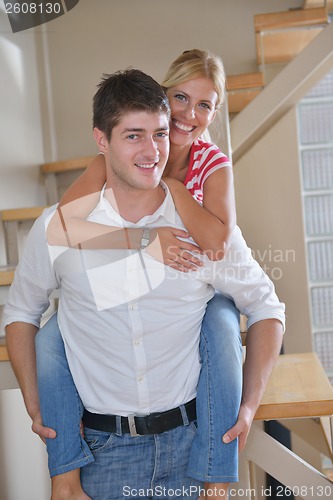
82,398,196,437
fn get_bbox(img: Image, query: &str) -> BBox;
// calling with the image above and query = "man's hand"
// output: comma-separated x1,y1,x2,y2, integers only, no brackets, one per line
222,404,255,452
31,412,56,443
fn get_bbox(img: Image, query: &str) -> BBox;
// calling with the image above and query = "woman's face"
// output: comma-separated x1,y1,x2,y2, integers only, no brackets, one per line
166,76,218,148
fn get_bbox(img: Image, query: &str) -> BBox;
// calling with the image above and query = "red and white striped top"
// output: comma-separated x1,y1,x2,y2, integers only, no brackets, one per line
184,139,232,203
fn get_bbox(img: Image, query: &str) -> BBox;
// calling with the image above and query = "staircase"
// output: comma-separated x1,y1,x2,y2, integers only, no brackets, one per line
226,2,330,114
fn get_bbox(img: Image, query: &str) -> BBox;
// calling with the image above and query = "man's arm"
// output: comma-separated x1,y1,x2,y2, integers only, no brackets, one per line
222,318,284,450
6,322,56,440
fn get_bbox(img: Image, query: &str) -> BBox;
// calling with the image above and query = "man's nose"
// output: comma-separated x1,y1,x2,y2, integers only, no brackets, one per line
143,137,159,158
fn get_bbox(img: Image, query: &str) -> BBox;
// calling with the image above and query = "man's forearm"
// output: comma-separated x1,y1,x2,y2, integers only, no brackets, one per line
242,318,284,414
6,322,40,420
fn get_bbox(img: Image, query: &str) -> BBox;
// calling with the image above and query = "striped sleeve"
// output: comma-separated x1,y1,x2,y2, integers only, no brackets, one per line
185,140,231,203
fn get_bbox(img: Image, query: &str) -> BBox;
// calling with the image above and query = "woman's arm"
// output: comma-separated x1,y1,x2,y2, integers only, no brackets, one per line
60,154,106,207
47,154,107,246
164,167,236,261
46,154,202,271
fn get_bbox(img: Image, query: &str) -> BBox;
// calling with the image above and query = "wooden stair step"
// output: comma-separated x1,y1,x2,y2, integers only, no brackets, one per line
254,7,329,32
228,90,262,114
226,73,264,113
1,207,47,266
0,338,9,362
0,267,15,286
1,206,47,222
41,156,96,205
41,156,95,174
226,72,264,91
256,27,323,65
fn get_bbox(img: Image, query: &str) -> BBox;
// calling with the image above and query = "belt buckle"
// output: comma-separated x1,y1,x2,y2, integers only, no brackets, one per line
127,415,140,437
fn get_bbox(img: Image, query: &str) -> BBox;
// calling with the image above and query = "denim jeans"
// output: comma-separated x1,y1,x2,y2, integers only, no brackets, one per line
81,420,202,499
188,294,242,482
35,293,242,482
35,315,94,476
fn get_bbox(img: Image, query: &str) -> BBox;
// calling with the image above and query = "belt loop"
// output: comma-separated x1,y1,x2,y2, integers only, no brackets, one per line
116,415,122,436
179,403,189,426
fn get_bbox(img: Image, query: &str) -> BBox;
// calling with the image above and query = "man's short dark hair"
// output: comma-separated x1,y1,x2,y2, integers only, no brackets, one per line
93,69,170,141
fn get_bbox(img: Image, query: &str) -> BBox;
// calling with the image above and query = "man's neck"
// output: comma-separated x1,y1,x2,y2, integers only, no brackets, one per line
104,182,166,223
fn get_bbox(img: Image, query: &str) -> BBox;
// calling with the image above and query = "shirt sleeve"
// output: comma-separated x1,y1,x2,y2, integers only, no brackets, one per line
199,144,232,188
2,208,60,330
200,226,286,331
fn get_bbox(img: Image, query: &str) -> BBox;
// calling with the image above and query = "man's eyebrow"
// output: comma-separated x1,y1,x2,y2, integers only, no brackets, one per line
122,128,145,133
121,127,169,134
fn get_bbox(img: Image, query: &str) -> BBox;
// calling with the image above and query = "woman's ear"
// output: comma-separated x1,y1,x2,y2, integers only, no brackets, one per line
93,127,109,153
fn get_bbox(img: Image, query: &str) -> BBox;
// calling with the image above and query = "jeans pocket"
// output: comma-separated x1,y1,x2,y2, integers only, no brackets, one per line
84,427,115,454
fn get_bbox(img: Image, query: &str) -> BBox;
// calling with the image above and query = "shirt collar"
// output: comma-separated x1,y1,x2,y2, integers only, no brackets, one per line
91,181,177,227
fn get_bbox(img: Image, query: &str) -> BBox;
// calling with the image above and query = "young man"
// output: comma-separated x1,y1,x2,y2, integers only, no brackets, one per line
4,70,285,499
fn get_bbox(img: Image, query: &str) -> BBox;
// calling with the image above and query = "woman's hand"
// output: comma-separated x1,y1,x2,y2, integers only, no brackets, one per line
147,227,204,273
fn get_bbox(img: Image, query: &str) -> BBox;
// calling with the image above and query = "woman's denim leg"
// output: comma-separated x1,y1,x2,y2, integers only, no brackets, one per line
35,313,94,477
187,293,243,483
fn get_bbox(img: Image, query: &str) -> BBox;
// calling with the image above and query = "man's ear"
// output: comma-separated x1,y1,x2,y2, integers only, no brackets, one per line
93,127,109,153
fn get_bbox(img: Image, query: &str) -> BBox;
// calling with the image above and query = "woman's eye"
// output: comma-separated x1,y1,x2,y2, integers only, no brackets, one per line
199,102,211,110
174,94,186,102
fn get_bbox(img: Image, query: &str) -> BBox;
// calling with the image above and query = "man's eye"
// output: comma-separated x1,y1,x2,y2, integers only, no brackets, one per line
127,134,138,139
156,132,169,138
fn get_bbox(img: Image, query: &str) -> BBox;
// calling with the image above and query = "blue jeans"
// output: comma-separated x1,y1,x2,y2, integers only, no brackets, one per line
81,421,202,499
35,293,242,482
188,294,242,482
35,315,94,476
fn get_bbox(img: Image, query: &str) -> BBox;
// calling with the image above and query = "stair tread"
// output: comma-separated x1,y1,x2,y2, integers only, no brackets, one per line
254,7,329,32
228,90,261,113
0,267,15,286
226,72,264,91
256,27,323,64
1,206,47,222
41,156,96,174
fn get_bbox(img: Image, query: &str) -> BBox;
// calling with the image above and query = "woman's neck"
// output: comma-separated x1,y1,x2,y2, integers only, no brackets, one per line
163,144,191,182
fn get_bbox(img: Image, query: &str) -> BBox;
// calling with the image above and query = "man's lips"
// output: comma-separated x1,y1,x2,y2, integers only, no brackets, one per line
135,162,158,169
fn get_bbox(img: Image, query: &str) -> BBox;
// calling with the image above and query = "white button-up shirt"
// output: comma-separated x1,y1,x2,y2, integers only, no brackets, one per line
3,184,285,416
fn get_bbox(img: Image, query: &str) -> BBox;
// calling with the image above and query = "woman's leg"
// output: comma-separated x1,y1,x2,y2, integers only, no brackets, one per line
35,313,94,497
187,293,243,485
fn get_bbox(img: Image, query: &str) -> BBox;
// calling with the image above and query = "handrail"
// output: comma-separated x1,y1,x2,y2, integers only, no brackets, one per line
230,21,333,162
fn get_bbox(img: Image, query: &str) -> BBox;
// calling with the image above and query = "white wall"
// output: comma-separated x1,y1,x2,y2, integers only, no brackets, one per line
233,107,313,353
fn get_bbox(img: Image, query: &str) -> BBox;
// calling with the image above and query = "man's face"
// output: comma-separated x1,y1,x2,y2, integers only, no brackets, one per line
97,111,169,192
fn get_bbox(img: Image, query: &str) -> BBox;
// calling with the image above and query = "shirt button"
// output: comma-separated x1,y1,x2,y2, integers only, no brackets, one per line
134,338,141,346
138,376,144,382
